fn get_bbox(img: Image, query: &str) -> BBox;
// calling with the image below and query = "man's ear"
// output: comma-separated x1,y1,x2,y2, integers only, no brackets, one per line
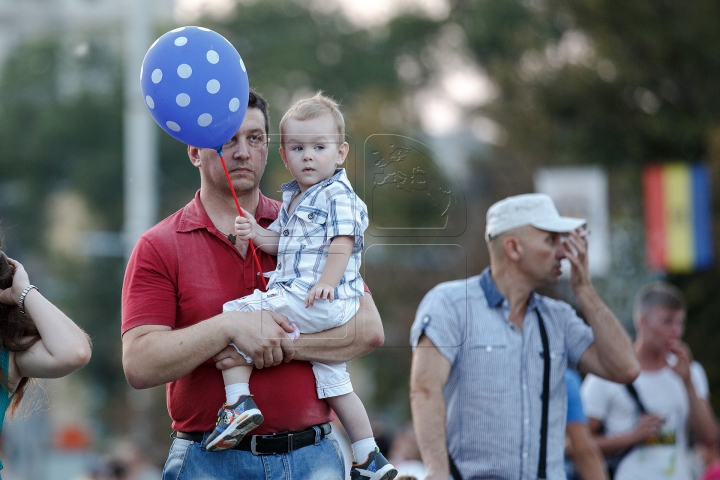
279,146,289,169
635,313,647,331
504,236,523,261
188,145,201,168
336,141,350,166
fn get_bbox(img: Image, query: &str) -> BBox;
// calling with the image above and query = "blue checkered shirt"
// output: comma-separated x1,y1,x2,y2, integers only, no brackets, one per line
266,168,368,299
410,268,594,479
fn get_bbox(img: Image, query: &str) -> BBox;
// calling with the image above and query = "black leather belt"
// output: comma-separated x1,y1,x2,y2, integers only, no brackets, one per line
172,423,332,455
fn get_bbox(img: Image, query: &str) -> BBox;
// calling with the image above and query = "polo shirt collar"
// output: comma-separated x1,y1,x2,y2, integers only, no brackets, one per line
479,267,540,311
178,190,278,233
480,267,504,307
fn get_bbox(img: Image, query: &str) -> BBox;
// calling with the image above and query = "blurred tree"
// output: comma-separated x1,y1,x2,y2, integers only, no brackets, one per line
438,0,720,410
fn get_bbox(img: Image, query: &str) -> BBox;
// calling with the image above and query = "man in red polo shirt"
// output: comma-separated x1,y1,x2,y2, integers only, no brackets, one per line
121,90,384,479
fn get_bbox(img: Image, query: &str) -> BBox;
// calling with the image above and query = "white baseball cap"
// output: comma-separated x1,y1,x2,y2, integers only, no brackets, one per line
485,193,586,240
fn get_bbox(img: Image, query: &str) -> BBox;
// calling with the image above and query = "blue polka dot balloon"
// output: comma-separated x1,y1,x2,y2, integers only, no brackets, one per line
140,26,249,149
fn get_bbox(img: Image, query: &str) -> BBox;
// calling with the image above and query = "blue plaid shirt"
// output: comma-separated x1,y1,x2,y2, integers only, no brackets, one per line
266,168,368,299
410,268,594,479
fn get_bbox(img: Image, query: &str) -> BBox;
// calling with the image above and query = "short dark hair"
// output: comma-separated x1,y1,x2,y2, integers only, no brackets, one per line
634,281,686,317
248,88,269,136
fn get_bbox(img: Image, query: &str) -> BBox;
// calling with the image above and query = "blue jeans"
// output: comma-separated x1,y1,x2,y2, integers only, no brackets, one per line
161,432,345,480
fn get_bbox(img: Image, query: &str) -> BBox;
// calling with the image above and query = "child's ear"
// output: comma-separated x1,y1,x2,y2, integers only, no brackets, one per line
279,146,289,169
336,141,349,166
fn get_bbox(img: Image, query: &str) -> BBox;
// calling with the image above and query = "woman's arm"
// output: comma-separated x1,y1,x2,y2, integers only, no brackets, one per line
0,258,91,381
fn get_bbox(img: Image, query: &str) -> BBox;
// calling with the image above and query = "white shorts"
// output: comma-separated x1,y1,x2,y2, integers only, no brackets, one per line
223,282,360,399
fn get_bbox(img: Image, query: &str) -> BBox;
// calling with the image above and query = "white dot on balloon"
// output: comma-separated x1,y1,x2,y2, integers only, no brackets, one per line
240,57,246,72
229,98,240,112
198,27,211,32
171,27,185,33
145,96,155,109
174,37,188,46
198,113,212,127
176,93,191,107
206,50,219,64
166,121,181,132
177,64,192,78
151,69,163,83
206,80,220,94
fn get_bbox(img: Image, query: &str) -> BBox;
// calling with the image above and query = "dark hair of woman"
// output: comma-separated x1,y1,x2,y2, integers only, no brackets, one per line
0,242,41,416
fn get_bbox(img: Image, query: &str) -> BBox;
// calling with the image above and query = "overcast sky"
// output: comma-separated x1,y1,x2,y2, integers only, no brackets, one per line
175,0,450,27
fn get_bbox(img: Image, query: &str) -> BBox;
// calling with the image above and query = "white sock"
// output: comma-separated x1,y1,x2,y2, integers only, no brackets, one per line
352,438,377,463
225,383,250,404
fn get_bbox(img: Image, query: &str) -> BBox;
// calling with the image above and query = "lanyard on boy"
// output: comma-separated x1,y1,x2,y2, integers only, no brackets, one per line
215,145,267,289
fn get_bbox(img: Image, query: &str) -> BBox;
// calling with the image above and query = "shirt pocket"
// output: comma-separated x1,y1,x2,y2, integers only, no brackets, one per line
467,342,511,395
293,207,328,245
545,348,567,387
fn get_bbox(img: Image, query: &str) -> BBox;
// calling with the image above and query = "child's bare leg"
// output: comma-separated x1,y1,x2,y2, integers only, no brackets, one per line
326,392,375,461
222,364,252,385
327,392,373,441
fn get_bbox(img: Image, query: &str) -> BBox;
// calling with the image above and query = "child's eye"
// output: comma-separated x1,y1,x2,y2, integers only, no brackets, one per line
292,146,302,152
315,145,324,150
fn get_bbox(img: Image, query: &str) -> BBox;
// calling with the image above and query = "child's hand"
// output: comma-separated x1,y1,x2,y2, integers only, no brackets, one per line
306,283,335,307
234,208,257,241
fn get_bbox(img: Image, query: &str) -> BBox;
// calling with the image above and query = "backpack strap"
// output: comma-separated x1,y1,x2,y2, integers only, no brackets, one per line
625,383,647,414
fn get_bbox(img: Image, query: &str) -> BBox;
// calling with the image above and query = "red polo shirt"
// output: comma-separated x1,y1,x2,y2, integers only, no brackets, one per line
121,191,334,433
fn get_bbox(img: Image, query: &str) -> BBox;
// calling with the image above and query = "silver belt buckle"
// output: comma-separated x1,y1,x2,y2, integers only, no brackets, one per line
251,434,277,456
287,433,294,452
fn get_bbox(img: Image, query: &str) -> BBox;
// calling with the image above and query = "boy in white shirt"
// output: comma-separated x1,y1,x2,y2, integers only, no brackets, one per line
205,93,397,480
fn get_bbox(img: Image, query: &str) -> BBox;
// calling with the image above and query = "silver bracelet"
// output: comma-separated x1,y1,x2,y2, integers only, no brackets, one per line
18,285,38,316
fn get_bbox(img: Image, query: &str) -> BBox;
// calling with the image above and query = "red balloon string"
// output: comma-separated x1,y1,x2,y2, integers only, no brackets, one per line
217,151,268,290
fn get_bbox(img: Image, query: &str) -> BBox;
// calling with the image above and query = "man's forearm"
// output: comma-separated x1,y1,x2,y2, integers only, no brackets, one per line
124,310,293,388
574,447,608,480
686,383,718,445
567,424,609,480
577,285,639,383
411,389,450,477
291,293,384,363
122,315,230,389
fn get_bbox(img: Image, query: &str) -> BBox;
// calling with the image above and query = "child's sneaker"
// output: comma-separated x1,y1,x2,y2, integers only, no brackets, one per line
350,448,398,480
204,395,263,452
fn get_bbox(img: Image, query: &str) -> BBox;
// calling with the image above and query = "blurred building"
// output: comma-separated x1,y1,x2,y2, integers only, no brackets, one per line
0,0,174,95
